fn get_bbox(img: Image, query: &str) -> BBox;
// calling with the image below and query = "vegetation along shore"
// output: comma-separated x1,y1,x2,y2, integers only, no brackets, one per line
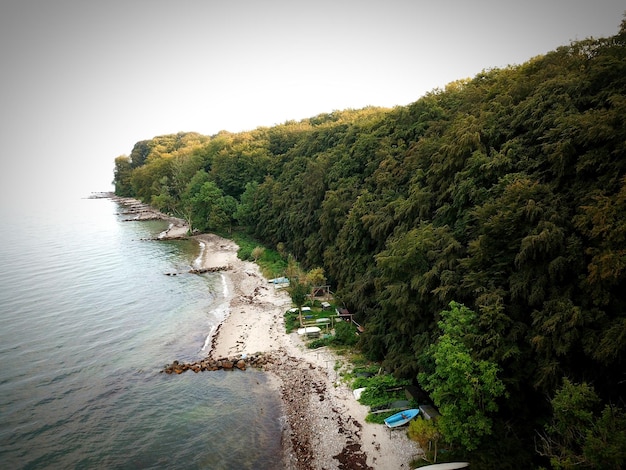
111,194,421,469
110,22,626,470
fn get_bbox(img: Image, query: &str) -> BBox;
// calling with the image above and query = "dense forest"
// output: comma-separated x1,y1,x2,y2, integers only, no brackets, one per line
113,23,626,469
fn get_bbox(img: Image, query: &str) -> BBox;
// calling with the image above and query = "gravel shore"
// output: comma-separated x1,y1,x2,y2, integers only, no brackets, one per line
113,196,422,469
195,232,421,469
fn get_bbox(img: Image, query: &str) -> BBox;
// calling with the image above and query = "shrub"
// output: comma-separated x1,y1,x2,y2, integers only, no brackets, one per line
408,417,442,463
308,337,332,349
334,321,359,346
251,246,265,261
356,374,411,408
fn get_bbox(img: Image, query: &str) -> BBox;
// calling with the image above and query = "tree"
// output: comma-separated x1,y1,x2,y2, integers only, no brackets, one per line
129,155,172,203
181,170,233,233
181,170,210,231
408,418,442,463
419,302,507,451
209,134,271,198
283,255,310,325
129,140,151,168
288,280,310,327
574,175,626,309
215,194,237,233
108,26,626,465
307,267,327,292
234,181,259,228
113,155,133,196
150,175,176,213
537,378,626,469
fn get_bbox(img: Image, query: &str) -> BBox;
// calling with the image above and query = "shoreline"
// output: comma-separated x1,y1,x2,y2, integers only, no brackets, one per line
112,196,421,469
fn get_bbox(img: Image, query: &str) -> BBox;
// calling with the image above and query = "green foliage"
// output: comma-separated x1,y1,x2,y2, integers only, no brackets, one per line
574,175,626,309
283,309,300,333
333,320,359,346
354,374,411,409
229,231,287,279
110,25,626,466
288,281,310,313
351,362,380,376
419,302,506,452
233,181,259,227
251,246,265,261
306,336,331,349
181,172,234,232
408,418,443,464
306,267,327,288
232,233,255,261
365,410,400,425
306,321,360,349
538,378,626,469
113,156,133,196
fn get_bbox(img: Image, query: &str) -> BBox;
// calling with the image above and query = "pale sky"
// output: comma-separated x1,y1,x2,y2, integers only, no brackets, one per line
0,0,624,204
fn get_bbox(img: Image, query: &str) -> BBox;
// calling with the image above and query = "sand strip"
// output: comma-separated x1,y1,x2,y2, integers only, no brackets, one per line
111,195,422,468
192,232,422,469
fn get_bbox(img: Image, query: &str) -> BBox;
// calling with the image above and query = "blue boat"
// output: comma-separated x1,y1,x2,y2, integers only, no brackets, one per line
384,408,420,428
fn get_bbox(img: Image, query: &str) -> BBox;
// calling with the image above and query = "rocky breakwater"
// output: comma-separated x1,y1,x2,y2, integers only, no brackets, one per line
162,352,277,374
164,265,231,276
113,196,168,221
108,195,189,239
187,265,231,274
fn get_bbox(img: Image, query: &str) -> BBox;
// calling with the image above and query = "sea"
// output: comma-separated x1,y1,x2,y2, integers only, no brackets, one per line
0,194,285,469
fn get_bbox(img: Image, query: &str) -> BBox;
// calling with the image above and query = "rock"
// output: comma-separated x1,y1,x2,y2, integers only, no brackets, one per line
188,265,230,274
161,352,275,374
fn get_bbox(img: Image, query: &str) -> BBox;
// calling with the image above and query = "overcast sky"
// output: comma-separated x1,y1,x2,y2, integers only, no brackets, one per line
0,0,624,203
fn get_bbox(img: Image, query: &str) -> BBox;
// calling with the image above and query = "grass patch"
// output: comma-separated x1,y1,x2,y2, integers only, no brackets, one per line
349,373,417,424
229,230,287,279
284,306,361,361
283,302,337,334
365,409,405,425
354,374,411,408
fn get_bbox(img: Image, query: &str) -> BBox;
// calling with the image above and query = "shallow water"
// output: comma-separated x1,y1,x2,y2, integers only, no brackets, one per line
0,196,284,469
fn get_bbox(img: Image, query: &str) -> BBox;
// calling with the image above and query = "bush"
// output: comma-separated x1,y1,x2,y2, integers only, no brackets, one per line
408,417,442,463
236,240,254,261
334,321,359,346
356,374,411,408
308,337,332,349
251,246,265,261
284,310,300,333
230,231,287,278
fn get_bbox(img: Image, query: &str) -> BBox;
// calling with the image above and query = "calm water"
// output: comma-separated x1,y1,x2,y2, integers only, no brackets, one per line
0,196,285,469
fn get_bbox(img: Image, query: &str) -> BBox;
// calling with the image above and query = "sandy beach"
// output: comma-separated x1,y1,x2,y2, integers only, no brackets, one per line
192,232,421,469
114,196,421,469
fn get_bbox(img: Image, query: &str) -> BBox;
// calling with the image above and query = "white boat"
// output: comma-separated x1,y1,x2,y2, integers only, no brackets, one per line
418,463,469,469
297,326,321,336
